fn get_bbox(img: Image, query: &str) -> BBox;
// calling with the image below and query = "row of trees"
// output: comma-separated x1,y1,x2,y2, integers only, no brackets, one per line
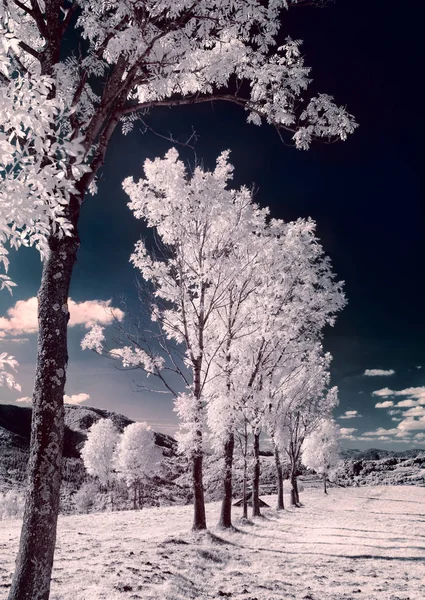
82,148,345,529
0,2,355,598
79,413,341,513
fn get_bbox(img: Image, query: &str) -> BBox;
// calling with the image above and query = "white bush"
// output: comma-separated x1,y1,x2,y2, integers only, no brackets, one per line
72,481,99,514
0,490,25,520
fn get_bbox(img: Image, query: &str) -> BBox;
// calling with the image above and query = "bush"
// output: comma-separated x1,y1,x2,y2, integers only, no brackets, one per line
72,481,99,514
0,490,25,520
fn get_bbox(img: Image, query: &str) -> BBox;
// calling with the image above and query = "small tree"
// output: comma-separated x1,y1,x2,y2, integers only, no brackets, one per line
274,349,339,506
302,418,341,494
80,419,120,488
114,422,163,509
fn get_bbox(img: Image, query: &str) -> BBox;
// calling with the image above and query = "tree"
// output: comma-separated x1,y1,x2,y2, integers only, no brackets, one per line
1,2,356,595
80,419,120,488
210,216,345,520
302,418,341,494
123,149,270,530
113,422,163,509
274,349,338,506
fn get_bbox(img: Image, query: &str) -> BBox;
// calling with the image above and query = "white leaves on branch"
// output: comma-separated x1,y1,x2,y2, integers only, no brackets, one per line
81,325,105,354
1,0,356,289
110,346,165,374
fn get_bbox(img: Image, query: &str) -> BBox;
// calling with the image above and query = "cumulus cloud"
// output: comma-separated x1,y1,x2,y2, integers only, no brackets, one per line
339,410,361,419
403,406,425,417
364,369,395,377
16,396,31,403
340,427,357,440
375,400,394,408
64,393,90,405
362,427,399,437
372,387,394,398
397,416,425,432
0,297,124,339
396,399,417,408
413,433,425,441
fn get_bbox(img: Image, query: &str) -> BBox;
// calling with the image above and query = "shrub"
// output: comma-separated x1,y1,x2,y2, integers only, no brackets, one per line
0,490,25,520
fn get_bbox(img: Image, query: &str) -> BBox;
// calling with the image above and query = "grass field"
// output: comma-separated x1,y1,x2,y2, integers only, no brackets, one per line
1,485,424,599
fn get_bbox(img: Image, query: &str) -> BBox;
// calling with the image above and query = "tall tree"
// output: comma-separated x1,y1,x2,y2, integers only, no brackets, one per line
123,149,268,530
1,2,355,597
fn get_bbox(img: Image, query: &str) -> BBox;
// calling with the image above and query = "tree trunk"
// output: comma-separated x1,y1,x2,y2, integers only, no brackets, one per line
8,232,79,600
251,431,261,517
218,432,235,529
323,474,328,495
242,464,248,519
290,467,299,506
274,443,284,511
192,442,206,530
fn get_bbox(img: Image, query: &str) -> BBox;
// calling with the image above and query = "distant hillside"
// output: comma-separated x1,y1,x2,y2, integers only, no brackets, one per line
334,448,425,487
340,447,425,461
0,403,177,458
0,403,183,509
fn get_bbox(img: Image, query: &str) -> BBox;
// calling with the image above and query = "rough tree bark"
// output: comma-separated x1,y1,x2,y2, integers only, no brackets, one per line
8,218,80,600
251,431,261,517
323,474,328,495
218,432,235,529
274,443,284,511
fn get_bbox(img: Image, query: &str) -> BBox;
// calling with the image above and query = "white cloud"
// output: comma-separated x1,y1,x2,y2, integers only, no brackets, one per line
64,393,90,405
403,406,425,417
394,387,425,405
339,410,361,420
372,387,394,398
16,393,90,405
362,427,399,437
0,297,124,339
416,366,422,370
396,399,417,408
413,433,425,441
340,427,357,440
397,416,425,432
375,400,394,408
364,369,395,377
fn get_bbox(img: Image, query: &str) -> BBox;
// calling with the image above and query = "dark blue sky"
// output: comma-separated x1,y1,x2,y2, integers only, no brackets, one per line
0,0,423,448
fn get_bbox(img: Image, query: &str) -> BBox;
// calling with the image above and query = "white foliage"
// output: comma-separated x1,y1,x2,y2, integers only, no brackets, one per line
81,419,120,486
81,325,105,354
0,0,356,298
302,418,341,476
114,422,162,487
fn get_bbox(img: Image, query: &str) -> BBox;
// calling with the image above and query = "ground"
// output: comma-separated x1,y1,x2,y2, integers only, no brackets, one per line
1,485,424,599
